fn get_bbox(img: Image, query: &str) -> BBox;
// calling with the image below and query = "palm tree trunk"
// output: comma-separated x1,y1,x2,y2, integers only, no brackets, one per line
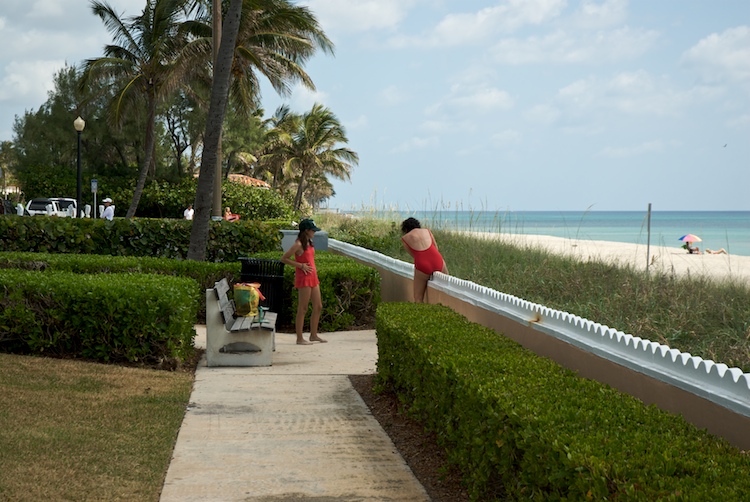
187,0,244,261
293,166,309,211
126,95,157,219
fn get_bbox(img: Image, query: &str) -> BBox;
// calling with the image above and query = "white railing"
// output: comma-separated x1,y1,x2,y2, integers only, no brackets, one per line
330,239,750,419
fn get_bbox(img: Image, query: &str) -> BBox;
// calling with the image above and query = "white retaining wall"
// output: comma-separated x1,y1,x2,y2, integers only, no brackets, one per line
330,239,750,422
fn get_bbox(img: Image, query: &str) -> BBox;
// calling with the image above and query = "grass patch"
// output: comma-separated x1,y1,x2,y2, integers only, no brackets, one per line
319,213,750,373
0,353,193,501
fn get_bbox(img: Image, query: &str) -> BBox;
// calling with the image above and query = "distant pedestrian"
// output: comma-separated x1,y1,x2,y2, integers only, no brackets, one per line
101,198,114,221
184,204,194,220
280,219,326,345
401,217,448,303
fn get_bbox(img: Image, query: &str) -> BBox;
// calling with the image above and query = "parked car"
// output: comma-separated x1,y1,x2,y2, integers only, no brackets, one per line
50,197,78,217
25,198,65,217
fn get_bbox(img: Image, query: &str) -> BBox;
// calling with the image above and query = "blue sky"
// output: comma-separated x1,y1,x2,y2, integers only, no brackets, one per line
1,1,748,212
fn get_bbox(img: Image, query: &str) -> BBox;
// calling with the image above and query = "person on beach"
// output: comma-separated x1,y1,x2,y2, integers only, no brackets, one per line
401,217,448,303
706,248,728,255
280,218,327,345
685,242,701,254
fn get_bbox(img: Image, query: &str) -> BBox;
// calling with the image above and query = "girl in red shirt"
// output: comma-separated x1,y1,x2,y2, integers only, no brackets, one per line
281,219,327,345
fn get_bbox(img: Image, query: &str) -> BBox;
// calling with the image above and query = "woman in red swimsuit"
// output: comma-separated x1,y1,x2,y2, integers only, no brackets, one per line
401,217,448,303
281,219,327,345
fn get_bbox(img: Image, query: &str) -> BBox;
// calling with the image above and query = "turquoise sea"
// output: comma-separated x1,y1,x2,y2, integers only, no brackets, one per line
367,210,750,257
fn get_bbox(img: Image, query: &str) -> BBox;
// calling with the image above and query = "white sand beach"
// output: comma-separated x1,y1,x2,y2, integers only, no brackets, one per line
461,232,750,286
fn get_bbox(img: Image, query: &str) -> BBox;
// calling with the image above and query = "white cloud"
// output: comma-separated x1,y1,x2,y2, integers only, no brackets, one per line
727,113,750,128
491,129,522,147
379,85,409,106
681,26,750,86
302,0,412,33
29,0,65,19
388,0,566,48
427,85,514,117
571,0,628,29
344,114,368,130
420,120,452,133
556,71,709,117
0,60,59,102
490,27,658,65
391,135,439,153
523,104,561,125
277,85,329,113
597,140,666,158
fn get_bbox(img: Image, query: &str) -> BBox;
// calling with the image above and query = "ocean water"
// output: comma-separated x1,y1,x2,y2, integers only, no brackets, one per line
381,210,750,257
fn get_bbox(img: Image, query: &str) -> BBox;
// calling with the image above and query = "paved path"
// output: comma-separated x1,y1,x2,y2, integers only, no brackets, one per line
160,327,429,501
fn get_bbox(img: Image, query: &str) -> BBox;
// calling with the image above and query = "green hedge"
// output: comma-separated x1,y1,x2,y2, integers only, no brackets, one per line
376,302,750,501
0,216,287,261
252,251,381,332
0,252,241,323
0,270,197,367
0,250,380,335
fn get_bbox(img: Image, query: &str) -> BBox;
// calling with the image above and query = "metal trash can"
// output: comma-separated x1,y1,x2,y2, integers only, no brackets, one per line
238,258,285,315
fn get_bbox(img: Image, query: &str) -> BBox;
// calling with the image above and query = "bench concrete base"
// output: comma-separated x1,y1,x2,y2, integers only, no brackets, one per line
205,288,276,367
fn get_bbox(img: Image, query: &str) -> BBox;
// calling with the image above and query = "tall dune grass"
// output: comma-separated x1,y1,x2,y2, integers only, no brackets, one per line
316,212,750,373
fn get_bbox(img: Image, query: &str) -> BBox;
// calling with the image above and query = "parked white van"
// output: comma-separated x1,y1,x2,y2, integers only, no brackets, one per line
25,198,77,217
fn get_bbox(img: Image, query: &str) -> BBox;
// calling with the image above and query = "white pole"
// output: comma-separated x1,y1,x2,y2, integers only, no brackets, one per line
646,203,652,272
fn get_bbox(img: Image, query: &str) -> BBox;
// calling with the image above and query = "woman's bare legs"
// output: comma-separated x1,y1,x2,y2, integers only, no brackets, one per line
308,285,326,342
295,287,313,345
413,261,448,303
413,269,431,303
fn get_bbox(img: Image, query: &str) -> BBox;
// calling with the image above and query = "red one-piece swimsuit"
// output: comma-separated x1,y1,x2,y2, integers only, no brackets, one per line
402,232,445,275
294,244,319,288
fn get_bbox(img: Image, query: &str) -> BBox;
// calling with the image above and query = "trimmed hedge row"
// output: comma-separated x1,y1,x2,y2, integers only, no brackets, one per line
0,250,380,338
376,302,750,501
0,216,287,261
0,252,241,323
0,270,196,368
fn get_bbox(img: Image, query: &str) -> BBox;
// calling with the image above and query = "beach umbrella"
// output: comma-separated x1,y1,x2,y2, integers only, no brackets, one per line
679,234,702,243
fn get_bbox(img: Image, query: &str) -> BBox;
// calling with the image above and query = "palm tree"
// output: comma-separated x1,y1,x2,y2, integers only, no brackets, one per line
81,0,199,218
284,103,357,211
254,105,299,194
188,0,245,261
184,0,334,115
187,0,334,259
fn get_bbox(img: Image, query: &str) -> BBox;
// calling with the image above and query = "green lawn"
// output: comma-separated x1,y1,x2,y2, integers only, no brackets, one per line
0,353,194,501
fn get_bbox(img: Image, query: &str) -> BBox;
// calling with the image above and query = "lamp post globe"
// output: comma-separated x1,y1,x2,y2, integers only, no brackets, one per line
74,116,85,217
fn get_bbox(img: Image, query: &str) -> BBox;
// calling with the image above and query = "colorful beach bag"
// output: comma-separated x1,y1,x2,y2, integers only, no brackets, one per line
233,282,265,317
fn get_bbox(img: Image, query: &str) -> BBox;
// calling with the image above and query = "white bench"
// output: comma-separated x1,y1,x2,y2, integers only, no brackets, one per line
205,278,276,367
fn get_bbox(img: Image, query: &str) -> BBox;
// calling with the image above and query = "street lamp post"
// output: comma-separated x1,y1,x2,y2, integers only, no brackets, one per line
74,116,85,218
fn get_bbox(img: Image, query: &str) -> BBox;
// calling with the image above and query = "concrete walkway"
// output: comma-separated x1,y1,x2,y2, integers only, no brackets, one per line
160,327,429,501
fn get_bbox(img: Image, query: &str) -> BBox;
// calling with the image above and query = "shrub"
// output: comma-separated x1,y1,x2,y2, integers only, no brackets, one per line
376,302,750,500
0,250,380,333
0,216,285,261
0,270,197,367
0,252,241,323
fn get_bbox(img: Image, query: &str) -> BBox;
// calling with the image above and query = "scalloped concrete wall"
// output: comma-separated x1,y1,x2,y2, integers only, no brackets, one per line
330,239,750,450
